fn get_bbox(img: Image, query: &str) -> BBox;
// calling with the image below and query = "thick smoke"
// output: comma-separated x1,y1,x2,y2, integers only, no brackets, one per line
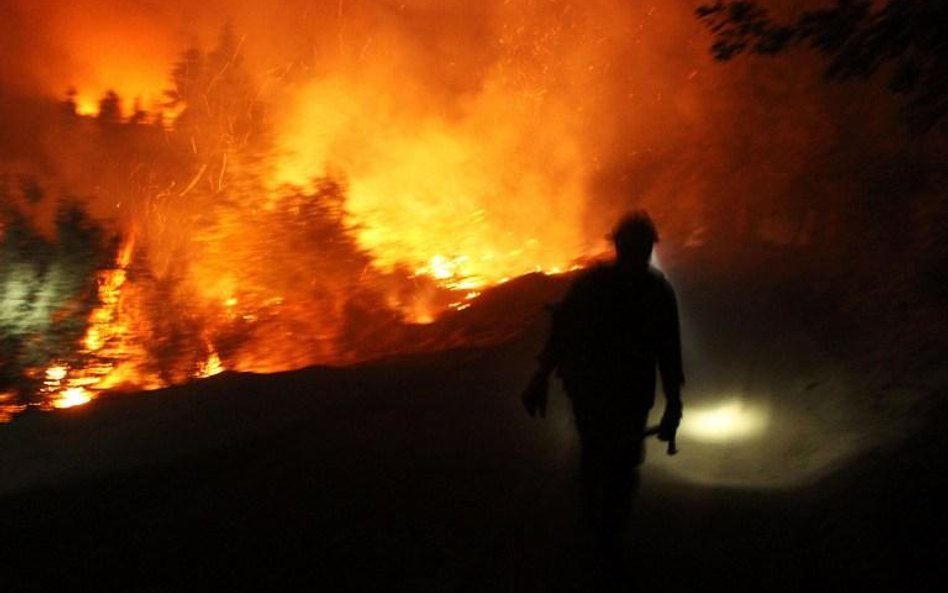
0,1,913,247
1,1,941,402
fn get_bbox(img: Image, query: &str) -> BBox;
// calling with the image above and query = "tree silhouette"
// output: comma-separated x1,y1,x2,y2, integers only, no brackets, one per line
164,23,270,208
166,46,206,113
697,0,948,132
0,193,110,401
97,90,123,124
62,87,78,117
128,97,148,125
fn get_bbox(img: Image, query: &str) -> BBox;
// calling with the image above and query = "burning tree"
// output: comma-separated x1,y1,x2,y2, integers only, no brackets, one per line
1,8,617,417
164,22,270,207
0,185,112,405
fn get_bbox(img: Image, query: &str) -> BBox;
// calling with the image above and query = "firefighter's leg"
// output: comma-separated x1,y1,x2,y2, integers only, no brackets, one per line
599,410,648,574
578,427,606,533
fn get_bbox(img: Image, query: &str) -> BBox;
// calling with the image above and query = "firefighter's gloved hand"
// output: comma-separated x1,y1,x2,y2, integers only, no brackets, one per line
658,400,682,442
521,372,549,418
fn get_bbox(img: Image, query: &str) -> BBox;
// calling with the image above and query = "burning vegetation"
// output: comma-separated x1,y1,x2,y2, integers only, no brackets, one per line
0,9,604,415
1,1,946,418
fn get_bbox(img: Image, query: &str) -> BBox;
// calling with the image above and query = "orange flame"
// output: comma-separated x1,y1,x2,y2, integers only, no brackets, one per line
272,50,595,289
42,232,165,410
14,3,661,419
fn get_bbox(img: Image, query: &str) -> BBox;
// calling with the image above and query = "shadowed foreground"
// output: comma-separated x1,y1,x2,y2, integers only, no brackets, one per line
1,262,946,591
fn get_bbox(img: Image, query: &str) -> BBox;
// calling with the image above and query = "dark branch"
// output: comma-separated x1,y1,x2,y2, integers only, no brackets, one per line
697,0,948,132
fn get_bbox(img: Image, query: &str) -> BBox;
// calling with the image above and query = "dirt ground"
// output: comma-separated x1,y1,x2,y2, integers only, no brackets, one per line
2,254,946,591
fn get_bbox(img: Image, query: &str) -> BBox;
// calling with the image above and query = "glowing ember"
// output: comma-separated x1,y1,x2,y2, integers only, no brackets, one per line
45,366,68,383
0,391,24,422
198,351,225,379
415,256,484,291
422,255,466,282
54,387,93,409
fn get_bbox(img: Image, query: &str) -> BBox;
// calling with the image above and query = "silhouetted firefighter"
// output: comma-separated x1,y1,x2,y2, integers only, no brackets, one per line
523,210,684,581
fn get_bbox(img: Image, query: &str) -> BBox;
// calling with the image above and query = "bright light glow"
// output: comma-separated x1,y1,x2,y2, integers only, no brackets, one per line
45,366,68,382
650,251,663,270
415,255,484,290
54,387,93,409
74,97,99,117
679,400,768,443
424,255,459,281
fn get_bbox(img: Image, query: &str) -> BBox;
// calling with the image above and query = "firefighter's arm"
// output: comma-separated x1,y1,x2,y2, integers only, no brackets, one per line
657,284,684,442
521,306,560,418
521,368,549,418
658,384,682,443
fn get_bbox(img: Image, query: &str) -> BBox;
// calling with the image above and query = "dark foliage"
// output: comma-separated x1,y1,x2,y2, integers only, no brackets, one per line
97,90,122,125
165,23,267,162
697,1,948,132
0,190,111,400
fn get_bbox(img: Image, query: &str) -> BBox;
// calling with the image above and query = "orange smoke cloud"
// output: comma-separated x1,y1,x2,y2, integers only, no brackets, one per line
2,0,877,265
271,1,691,283
0,0,910,418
